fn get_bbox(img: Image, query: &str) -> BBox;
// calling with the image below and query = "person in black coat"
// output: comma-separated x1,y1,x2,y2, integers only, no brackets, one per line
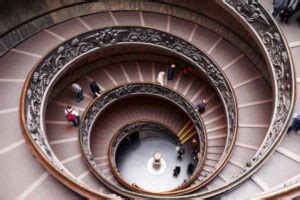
173,166,181,176
176,144,185,159
90,81,100,97
188,160,197,174
279,0,299,23
167,64,176,80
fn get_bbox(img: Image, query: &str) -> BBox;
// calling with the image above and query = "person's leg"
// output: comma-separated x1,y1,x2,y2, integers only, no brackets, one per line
72,120,77,127
95,88,100,97
295,121,300,131
92,91,97,98
167,70,172,80
80,90,84,101
177,153,182,159
76,116,80,126
285,11,295,23
67,119,72,126
284,8,297,24
280,11,289,22
74,119,78,127
76,92,81,102
75,92,78,101
272,7,282,17
289,119,298,132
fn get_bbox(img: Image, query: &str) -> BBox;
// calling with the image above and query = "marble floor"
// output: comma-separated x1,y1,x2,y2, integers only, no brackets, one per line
115,130,195,192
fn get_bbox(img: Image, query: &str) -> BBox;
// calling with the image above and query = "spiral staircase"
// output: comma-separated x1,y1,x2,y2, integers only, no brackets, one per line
0,0,299,199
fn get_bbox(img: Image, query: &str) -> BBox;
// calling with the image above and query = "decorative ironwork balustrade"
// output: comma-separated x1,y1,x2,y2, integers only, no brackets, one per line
21,25,239,198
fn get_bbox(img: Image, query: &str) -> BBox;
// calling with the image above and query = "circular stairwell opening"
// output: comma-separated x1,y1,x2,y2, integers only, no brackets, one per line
83,91,205,193
114,121,199,192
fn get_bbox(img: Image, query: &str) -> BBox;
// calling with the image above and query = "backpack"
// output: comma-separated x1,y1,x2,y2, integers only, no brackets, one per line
66,112,76,121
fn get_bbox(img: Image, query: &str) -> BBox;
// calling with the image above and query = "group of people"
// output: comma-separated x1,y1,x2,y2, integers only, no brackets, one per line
272,0,300,24
173,144,200,177
157,64,207,114
156,64,193,86
71,81,101,102
64,81,101,126
65,64,207,127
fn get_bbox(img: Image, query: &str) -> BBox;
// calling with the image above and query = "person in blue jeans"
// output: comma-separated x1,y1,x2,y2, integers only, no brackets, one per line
288,114,300,133
272,0,286,17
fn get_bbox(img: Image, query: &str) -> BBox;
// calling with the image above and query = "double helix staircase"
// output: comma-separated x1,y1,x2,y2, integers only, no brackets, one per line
0,1,299,199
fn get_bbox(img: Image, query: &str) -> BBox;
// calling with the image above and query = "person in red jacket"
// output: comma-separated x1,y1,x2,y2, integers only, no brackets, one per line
182,66,193,78
64,105,80,126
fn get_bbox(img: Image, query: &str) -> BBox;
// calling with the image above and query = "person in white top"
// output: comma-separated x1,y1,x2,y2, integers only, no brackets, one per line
64,105,80,126
156,71,165,86
72,82,84,102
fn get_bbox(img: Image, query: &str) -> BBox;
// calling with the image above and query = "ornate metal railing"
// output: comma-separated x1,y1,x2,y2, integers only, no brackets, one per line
21,26,238,198
221,0,295,164
79,82,207,195
251,175,300,199
181,0,296,197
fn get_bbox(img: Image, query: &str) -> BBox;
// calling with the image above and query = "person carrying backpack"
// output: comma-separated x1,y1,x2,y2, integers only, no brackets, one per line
72,82,84,102
64,105,80,126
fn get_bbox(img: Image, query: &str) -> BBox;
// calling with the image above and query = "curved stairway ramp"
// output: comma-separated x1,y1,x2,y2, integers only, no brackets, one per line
0,10,264,198
46,60,227,196
195,1,299,199
221,131,300,199
0,2,297,199
20,23,241,198
218,1,300,198
35,25,271,197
